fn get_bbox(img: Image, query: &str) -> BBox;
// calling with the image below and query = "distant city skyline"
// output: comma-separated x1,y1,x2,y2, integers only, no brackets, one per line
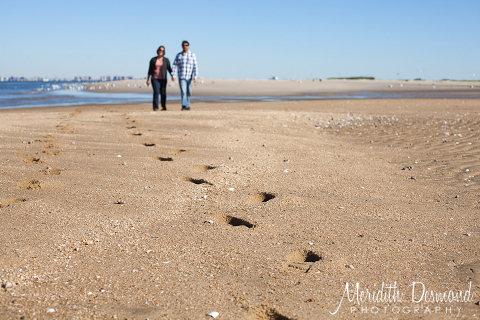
1,0,479,81
0,76,133,82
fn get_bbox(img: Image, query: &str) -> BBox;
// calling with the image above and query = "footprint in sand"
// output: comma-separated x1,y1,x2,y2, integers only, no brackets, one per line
130,132,142,136
126,126,137,129
24,157,44,164
214,214,256,229
250,192,276,203
248,305,292,320
41,167,62,175
183,177,213,185
285,249,322,272
67,110,82,118
19,179,42,190
143,143,156,147
56,124,75,134
41,150,61,156
168,149,187,155
152,156,173,162
0,198,27,209
195,165,216,172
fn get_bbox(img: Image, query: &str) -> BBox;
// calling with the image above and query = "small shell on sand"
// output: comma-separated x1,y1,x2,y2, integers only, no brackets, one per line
207,311,219,318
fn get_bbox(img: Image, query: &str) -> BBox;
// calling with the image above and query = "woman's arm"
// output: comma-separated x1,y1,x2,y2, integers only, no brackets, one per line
147,57,154,85
166,58,173,78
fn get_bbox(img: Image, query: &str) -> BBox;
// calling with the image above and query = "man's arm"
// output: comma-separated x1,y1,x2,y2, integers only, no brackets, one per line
192,53,198,83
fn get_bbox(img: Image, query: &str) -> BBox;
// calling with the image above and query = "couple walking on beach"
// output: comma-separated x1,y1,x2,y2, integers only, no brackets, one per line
146,40,198,111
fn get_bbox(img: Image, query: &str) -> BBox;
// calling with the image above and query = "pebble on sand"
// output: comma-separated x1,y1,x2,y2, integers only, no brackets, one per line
47,308,55,313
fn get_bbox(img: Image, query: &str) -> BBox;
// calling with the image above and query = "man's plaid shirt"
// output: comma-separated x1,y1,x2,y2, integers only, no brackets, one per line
172,51,198,80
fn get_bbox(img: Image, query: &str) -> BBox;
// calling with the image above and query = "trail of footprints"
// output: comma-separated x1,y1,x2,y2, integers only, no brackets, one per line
124,118,306,274
124,115,321,317
2,136,65,209
123,112,319,280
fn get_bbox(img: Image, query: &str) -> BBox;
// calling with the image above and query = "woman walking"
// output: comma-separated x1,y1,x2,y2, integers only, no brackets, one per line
147,46,172,111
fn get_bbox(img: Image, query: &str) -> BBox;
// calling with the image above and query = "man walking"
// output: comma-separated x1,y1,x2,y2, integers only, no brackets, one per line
172,40,198,110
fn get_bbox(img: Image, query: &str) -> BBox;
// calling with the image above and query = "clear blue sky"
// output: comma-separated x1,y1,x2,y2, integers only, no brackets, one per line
1,0,479,80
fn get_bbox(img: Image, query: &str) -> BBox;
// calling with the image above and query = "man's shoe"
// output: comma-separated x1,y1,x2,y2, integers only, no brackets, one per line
161,108,167,111
181,106,187,110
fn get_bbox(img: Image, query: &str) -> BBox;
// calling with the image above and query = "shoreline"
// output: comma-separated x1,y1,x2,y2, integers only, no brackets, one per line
2,79,480,111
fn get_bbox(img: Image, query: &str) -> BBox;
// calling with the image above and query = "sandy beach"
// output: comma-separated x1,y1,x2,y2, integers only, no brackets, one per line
87,78,480,98
1,85,479,318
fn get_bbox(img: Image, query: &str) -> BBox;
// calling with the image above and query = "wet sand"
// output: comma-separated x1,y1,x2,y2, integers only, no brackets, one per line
0,98,479,319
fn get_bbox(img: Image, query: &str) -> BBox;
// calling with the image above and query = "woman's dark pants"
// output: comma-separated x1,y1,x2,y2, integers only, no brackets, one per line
152,78,167,110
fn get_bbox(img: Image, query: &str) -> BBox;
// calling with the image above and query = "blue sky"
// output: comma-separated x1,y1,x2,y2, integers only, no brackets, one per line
1,0,479,80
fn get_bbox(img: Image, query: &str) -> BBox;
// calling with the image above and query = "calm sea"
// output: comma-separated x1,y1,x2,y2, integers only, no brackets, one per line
0,81,158,110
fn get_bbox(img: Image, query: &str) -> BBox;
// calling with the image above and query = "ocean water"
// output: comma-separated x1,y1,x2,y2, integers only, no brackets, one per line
0,81,159,110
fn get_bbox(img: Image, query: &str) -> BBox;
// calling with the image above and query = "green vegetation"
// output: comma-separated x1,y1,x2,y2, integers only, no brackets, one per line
327,76,375,80
439,79,480,82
